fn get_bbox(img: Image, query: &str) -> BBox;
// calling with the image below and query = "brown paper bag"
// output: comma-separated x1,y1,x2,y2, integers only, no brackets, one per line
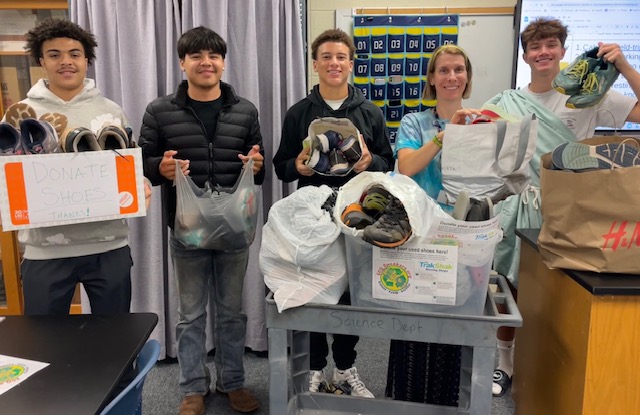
538,136,640,274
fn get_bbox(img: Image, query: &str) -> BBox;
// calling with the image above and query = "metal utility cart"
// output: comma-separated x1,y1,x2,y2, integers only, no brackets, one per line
266,274,522,415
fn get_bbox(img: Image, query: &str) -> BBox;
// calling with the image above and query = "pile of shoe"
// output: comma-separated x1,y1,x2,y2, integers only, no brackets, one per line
340,185,411,248
552,46,620,109
1,102,132,155
551,140,640,172
1,103,65,155
306,129,362,175
305,117,363,176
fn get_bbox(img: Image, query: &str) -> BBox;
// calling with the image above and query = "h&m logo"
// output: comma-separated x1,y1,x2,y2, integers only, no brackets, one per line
602,221,640,251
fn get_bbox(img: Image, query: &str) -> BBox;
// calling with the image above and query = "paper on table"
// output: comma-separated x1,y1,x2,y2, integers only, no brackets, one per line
0,354,49,395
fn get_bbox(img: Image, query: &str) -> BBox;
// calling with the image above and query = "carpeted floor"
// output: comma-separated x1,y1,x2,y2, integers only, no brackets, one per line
141,337,515,415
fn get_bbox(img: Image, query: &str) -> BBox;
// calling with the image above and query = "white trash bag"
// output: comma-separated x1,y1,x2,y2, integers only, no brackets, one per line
260,185,347,312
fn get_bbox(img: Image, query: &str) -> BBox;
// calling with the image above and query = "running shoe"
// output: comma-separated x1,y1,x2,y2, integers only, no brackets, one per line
338,134,362,161
565,60,620,109
552,47,599,95
360,185,391,219
341,203,374,229
362,196,411,248
312,130,342,153
60,127,101,152
0,122,26,155
328,148,349,174
97,124,129,150
553,141,639,171
20,119,59,154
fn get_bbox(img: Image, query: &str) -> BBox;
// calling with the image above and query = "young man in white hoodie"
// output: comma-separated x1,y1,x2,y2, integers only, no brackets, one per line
8,18,150,315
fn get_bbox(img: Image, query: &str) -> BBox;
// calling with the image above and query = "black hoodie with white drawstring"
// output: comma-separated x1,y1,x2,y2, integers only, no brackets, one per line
273,84,394,189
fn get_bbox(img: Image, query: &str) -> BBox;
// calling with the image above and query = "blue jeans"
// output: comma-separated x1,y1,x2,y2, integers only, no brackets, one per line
170,233,249,395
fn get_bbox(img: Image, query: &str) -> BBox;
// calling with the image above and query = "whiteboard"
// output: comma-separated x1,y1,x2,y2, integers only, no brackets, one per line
336,10,515,109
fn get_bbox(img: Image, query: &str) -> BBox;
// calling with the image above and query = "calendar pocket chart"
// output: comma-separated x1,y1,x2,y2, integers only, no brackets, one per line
353,14,459,143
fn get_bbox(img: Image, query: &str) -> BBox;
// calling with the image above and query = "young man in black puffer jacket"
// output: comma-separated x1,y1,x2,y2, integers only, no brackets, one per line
139,26,264,415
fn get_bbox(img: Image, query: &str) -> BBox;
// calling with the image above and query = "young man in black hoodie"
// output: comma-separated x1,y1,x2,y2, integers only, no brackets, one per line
273,28,394,397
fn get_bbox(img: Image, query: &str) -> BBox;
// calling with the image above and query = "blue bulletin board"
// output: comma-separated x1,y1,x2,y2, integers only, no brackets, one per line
353,15,459,143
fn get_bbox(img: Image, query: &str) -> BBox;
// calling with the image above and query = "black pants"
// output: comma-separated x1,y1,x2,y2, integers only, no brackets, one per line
21,246,133,315
310,291,359,371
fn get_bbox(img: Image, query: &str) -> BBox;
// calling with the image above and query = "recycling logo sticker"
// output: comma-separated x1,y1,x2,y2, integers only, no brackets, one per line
377,262,411,294
0,364,26,384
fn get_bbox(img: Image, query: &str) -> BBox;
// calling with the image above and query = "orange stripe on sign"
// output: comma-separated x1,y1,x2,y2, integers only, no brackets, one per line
4,162,29,225
115,155,138,214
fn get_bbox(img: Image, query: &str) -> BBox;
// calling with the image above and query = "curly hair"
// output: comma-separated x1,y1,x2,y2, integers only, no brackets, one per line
25,18,97,66
311,29,355,61
520,17,568,53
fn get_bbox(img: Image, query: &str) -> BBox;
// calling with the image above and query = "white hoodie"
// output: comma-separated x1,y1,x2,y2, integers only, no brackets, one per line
16,78,130,259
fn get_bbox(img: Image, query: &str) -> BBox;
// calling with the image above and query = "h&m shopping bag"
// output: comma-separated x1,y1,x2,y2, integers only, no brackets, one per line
174,159,258,250
441,113,538,203
538,136,640,273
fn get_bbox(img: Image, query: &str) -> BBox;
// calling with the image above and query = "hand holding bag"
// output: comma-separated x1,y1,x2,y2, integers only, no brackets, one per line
538,136,640,273
441,113,538,203
174,159,258,250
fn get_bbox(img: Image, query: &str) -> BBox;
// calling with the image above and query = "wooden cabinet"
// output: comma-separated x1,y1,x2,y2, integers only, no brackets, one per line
0,0,82,316
513,230,640,415
0,226,22,314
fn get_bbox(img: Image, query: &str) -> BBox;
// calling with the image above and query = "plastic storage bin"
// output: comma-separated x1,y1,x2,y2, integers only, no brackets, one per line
266,274,523,415
346,237,494,316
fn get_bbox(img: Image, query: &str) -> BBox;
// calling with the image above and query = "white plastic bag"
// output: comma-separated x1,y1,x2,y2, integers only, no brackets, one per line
259,185,348,312
174,159,258,250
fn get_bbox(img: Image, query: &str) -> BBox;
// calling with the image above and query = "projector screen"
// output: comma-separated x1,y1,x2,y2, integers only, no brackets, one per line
512,0,640,132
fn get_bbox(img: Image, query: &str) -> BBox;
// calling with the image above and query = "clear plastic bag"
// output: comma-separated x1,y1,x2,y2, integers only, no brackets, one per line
174,159,258,250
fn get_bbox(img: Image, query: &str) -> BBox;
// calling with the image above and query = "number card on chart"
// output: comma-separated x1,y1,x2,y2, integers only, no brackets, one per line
353,14,459,143
0,148,146,230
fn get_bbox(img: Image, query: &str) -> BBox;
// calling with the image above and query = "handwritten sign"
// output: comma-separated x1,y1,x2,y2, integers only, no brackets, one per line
329,311,425,335
0,148,146,230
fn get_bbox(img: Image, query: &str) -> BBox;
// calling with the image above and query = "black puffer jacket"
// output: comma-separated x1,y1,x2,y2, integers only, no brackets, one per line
139,80,265,227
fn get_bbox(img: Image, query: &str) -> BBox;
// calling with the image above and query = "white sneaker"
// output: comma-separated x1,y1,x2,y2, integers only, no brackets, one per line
331,366,374,398
309,370,327,393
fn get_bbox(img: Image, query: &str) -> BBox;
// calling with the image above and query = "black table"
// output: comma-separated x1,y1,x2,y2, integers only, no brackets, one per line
0,312,158,415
